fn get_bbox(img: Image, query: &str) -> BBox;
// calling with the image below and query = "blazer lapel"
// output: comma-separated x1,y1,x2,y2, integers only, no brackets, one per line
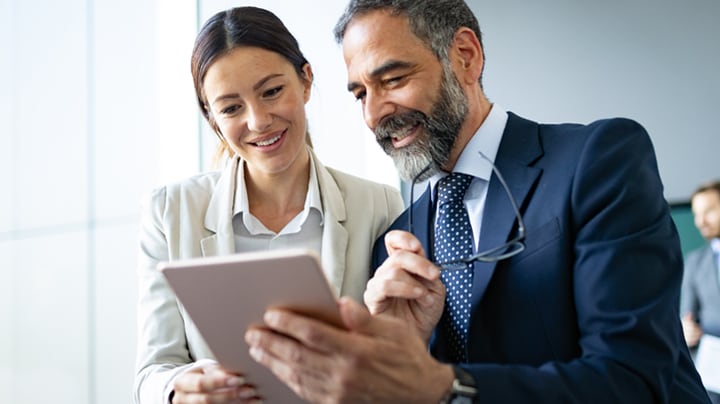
470,113,543,308
321,217,349,297
314,149,349,296
200,157,240,257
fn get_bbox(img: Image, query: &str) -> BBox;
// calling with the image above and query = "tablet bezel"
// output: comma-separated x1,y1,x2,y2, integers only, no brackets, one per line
159,248,341,403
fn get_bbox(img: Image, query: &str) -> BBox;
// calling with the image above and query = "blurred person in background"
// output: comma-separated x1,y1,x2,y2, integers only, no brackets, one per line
681,180,720,404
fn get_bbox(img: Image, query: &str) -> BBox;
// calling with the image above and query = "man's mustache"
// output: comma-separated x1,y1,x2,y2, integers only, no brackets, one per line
374,110,427,143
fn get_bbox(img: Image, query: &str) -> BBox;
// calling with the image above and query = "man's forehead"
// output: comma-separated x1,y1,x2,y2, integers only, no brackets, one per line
341,12,430,73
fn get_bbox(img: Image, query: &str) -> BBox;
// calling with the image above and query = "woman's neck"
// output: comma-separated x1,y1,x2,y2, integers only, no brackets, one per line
244,150,311,233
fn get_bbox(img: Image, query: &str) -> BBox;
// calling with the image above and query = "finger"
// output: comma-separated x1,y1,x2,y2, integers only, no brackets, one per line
384,230,425,256
245,338,335,401
172,387,253,404
364,278,423,314
339,296,405,338
249,310,347,355
244,327,335,401
174,370,244,394
377,249,440,281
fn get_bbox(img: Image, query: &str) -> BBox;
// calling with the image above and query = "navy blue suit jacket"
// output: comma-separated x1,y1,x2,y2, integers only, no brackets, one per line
372,113,709,403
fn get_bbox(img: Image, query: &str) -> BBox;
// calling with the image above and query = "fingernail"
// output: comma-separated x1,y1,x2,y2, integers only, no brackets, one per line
429,266,439,278
249,346,262,361
245,330,259,344
238,388,258,399
227,376,245,386
264,311,279,326
412,287,424,297
423,293,435,305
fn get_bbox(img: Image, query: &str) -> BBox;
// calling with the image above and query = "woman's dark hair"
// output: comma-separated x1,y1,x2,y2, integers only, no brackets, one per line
191,7,313,162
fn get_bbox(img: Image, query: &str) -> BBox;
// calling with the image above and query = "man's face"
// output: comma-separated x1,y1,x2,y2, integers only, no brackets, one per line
341,11,468,181
692,190,720,240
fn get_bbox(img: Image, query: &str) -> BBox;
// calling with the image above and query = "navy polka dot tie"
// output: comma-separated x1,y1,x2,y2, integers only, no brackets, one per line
434,172,474,362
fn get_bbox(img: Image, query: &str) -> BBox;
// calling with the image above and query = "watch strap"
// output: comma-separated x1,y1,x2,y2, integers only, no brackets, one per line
440,365,477,404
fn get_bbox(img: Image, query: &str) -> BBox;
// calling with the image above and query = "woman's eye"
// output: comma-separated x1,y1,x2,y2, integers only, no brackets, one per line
221,105,241,115
264,86,283,98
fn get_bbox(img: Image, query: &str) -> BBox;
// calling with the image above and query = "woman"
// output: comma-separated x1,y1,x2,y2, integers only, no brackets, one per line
133,7,404,403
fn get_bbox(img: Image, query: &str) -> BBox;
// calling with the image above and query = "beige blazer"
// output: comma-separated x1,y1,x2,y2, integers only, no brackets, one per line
134,149,404,403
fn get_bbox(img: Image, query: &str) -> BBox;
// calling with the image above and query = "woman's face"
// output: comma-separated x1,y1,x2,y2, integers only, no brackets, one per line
203,47,311,177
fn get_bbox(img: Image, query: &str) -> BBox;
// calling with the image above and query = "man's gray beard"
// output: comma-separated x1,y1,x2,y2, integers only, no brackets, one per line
375,64,468,182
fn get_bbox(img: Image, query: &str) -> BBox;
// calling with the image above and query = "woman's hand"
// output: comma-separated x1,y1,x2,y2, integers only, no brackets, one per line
171,364,258,403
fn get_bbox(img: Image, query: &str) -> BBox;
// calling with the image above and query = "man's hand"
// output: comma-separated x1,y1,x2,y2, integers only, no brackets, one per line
681,312,703,348
364,230,445,342
171,364,257,403
244,297,454,404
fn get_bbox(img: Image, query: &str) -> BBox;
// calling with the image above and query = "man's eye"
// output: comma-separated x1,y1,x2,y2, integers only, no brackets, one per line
383,76,405,87
353,90,366,102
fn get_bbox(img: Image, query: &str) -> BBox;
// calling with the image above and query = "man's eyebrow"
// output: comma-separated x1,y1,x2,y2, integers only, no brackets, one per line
347,60,414,92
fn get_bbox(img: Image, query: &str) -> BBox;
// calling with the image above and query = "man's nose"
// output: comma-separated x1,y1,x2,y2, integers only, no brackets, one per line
363,90,394,131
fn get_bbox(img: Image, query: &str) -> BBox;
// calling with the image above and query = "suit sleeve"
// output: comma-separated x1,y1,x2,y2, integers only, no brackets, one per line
463,119,694,403
680,251,700,318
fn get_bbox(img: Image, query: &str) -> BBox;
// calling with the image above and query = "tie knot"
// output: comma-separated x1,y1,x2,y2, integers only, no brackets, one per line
437,173,473,205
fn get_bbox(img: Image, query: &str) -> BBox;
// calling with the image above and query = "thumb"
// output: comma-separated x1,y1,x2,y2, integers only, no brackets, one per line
384,230,425,257
338,296,372,332
338,297,404,339
682,312,695,322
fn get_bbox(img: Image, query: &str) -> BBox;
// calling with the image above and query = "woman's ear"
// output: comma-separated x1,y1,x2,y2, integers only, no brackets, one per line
301,63,313,102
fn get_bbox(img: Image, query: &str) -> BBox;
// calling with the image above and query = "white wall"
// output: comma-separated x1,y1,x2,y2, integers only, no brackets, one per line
1,1,718,403
0,0,196,402
471,0,720,202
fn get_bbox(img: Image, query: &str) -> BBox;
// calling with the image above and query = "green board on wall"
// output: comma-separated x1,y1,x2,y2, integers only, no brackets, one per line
670,202,706,257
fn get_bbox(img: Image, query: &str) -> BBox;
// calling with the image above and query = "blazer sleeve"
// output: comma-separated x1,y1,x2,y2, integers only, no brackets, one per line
462,119,702,403
133,187,210,404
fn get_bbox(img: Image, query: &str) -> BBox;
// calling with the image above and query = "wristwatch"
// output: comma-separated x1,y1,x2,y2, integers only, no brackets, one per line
439,365,477,404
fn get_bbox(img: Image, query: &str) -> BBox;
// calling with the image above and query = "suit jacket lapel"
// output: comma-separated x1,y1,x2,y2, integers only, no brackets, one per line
470,113,543,308
413,185,434,254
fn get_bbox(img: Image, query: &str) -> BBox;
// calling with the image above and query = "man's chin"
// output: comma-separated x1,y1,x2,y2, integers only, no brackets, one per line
391,155,435,182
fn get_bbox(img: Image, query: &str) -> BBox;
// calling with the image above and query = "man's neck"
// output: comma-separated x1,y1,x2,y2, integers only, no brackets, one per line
443,94,492,171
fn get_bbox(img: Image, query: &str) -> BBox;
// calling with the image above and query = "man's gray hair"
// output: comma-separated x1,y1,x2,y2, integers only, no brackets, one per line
333,0,484,66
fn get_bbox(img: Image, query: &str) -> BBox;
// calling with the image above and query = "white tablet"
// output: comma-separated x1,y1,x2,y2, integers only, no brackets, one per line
158,248,342,403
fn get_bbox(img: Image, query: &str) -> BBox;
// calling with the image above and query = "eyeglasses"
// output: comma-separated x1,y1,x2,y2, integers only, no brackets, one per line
408,151,526,271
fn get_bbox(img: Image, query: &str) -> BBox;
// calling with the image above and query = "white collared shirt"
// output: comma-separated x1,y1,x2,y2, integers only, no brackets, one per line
231,152,324,254
429,104,509,250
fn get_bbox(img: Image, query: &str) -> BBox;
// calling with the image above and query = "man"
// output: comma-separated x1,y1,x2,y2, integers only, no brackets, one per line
245,1,710,402
681,181,720,403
